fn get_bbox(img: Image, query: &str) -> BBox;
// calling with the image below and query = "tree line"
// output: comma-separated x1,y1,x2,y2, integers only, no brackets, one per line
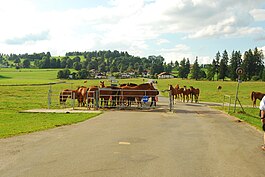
205,48,264,81
0,48,264,81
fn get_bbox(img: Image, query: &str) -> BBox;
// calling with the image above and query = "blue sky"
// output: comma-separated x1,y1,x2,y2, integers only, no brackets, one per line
0,0,264,64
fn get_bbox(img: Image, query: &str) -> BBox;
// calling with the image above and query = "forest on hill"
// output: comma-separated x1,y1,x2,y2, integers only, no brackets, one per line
0,48,264,81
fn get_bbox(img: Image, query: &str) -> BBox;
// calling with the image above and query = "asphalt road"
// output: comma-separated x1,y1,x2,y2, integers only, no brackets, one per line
1,98,265,177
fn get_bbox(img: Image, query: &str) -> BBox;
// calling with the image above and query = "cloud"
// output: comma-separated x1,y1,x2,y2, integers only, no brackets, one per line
250,9,265,21
159,44,212,64
0,0,264,61
160,44,192,63
256,36,265,41
5,31,50,45
156,39,170,45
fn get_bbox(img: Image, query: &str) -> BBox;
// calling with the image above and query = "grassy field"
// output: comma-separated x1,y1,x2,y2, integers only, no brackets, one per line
0,68,59,85
0,68,264,138
155,78,264,106
155,78,264,130
0,68,103,138
155,78,264,131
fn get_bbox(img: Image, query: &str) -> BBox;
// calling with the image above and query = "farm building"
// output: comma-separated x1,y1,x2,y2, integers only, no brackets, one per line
157,72,174,79
95,73,107,79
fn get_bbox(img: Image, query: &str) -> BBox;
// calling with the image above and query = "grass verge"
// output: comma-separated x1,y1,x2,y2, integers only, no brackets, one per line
0,111,101,138
213,106,262,130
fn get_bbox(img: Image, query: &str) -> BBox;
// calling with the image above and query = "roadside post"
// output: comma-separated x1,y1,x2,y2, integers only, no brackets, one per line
233,67,245,113
142,95,149,108
169,90,173,112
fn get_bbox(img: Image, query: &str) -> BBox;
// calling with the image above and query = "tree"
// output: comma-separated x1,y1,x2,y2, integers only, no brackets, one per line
185,59,190,78
133,62,139,71
179,58,187,78
218,50,229,81
61,58,67,68
50,58,57,68
57,69,70,79
174,60,179,70
56,59,61,68
66,58,73,68
241,48,264,80
148,55,165,75
110,64,119,73
78,69,90,79
73,56,81,63
46,52,51,58
215,51,220,80
40,56,50,68
98,63,106,73
138,65,144,75
57,70,64,79
73,62,82,71
164,63,173,73
14,57,21,65
22,59,30,68
191,57,200,80
63,69,71,79
199,70,206,79
242,49,254,80
150,64,156,76
253,47,264,79
262,68,265,81
206,59,216,81
0,54,3,64
118,63,126,73
229,51,242,81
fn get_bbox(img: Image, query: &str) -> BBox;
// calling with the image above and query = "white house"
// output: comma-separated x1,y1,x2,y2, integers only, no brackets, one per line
157,72,174,79
95,73,107,79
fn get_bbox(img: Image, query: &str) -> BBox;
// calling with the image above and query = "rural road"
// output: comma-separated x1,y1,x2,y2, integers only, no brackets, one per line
1,97,265,177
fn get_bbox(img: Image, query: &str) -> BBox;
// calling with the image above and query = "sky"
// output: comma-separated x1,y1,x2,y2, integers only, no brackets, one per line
0,0,265,64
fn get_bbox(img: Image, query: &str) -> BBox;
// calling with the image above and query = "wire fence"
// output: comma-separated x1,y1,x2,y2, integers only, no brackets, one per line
51,88,162,110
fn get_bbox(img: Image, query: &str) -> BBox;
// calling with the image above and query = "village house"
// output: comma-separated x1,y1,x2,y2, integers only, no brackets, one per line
157,72,174,79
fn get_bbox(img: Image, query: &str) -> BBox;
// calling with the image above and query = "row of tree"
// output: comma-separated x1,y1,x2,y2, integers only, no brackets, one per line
1,48,264,81
205,48,264,81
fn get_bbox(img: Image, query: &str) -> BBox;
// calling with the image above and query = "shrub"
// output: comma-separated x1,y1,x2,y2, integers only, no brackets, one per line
252,75,260,81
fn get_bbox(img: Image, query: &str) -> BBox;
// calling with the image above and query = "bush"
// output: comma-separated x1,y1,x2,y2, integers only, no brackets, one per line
77,69,89,79
252,75,260,81
113,73,120,79
57,69,71,79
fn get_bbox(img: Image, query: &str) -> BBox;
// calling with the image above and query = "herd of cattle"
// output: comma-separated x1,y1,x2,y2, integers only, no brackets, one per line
59,81,159,108
168,84,200,103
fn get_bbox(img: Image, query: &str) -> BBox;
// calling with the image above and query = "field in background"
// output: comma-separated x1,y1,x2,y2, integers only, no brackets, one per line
155,79,264,130
155,78,264,106
0,68,264,137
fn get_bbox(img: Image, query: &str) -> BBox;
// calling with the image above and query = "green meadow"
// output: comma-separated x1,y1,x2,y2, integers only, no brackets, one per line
155,78,264,130
156,78,264,106
0,68,264,138
0,68,102,138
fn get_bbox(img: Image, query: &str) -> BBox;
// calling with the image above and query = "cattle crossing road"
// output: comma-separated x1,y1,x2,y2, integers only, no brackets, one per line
1,98,265,177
